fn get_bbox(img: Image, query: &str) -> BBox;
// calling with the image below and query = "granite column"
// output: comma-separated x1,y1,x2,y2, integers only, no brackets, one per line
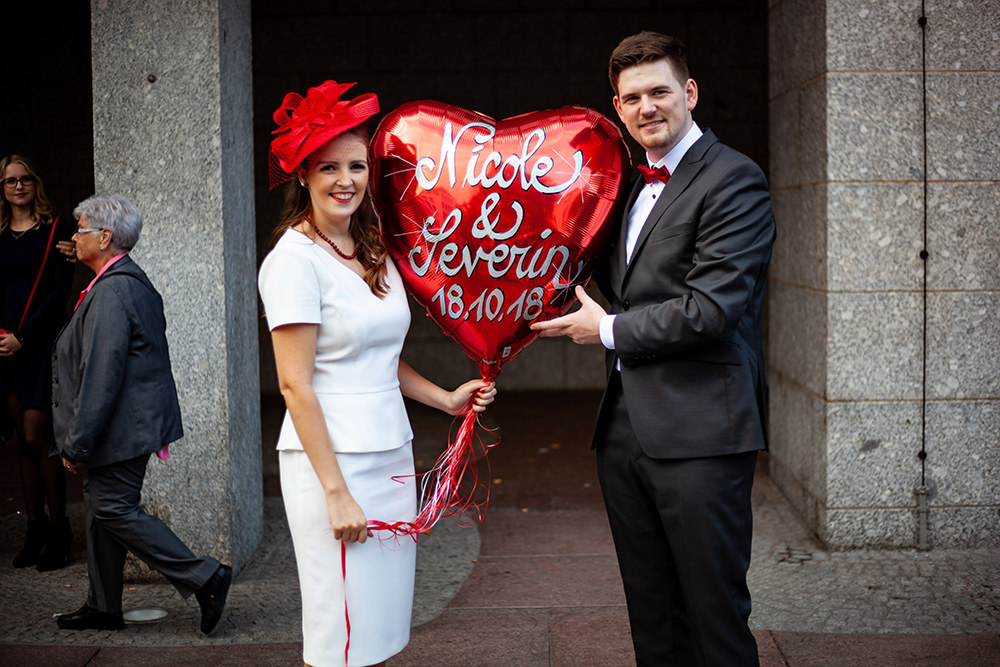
90,0,261,569
767,0,999,548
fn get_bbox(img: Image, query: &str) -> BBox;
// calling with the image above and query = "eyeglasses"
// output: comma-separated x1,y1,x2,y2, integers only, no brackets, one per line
75,226,103,235
3,175,34,189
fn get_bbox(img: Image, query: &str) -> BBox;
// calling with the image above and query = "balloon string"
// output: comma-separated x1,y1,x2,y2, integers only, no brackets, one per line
344,374,499,660
366,374,499,539
346,408,486,666
342,540,350,665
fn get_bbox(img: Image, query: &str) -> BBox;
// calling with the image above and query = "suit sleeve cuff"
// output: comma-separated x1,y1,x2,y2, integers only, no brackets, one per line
600,314,616,350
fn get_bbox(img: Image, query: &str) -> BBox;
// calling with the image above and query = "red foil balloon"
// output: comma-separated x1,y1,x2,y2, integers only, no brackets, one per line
370,101,630,380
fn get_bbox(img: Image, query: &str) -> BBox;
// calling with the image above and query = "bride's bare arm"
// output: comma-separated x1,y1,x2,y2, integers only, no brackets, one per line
271,323,368,543
397,360,496,416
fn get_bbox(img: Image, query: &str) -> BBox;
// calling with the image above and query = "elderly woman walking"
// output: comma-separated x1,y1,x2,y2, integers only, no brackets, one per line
52,194,231,634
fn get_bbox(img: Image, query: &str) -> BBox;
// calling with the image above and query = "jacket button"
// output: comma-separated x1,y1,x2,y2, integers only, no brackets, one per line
622,299,631,310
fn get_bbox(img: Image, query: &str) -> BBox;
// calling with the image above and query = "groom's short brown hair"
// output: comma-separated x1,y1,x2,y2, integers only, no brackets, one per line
608,31,690,94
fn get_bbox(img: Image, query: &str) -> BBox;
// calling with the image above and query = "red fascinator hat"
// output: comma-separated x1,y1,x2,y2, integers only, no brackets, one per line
268,80,379,188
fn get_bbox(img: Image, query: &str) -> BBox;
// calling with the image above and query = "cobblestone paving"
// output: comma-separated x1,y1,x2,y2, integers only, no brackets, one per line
749,475,1000,635
2,475,997,646
0,497,478,646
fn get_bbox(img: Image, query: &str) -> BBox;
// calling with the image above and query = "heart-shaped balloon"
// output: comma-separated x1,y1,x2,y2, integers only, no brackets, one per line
370,101,630,379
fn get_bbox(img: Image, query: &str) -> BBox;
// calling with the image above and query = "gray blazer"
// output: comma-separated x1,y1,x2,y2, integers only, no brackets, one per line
52,255,183,467
597,129,776,459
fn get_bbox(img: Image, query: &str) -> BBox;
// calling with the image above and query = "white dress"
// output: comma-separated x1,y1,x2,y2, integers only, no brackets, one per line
258,229,416,667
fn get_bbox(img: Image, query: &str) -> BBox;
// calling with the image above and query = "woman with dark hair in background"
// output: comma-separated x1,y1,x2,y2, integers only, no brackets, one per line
0,154,74,571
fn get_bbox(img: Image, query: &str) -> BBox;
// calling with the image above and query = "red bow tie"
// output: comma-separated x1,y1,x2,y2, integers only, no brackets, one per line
637,164,671,184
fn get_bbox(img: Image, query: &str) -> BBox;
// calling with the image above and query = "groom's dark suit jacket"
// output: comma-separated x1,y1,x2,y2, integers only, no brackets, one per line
595,129,775,458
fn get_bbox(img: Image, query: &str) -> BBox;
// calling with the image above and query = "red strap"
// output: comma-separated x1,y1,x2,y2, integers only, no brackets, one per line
17,216,60,332
342,540,351,665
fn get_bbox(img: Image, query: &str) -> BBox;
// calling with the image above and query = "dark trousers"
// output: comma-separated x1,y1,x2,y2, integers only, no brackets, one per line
595,373,759,667
83,454,219,613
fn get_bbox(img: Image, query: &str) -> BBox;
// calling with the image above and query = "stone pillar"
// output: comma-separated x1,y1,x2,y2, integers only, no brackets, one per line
767,0,999,548
90,0,261,568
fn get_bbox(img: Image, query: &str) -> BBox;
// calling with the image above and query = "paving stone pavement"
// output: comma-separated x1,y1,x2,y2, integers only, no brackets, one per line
1,392,997,665
0,496,482,646
747,474,1000,636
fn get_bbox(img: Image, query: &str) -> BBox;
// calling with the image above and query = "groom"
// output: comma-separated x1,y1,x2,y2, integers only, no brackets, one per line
532,31,775,666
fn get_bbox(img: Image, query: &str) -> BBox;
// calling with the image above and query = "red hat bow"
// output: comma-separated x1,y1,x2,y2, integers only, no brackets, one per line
268,80,379,188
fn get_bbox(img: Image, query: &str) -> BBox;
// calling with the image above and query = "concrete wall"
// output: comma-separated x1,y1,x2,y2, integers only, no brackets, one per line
767,0,1000,548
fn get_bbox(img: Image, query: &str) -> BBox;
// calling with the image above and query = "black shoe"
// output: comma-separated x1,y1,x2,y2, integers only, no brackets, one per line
195,564,232,635
13,519,47,568
37,518,73,572
56,603,124,631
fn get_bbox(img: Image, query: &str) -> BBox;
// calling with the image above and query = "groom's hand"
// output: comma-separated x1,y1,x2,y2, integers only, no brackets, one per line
530,285,605,345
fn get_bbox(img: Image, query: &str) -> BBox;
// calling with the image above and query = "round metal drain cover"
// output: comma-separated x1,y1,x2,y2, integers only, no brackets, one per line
124,608,168,624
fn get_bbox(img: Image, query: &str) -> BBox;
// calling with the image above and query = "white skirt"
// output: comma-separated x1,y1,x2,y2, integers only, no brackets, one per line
280,446,417,667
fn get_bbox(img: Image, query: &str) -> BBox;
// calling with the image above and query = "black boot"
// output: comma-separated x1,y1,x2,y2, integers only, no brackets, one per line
36,518,73,572
196,564,232,635
56,603,124,631
13,519,47,568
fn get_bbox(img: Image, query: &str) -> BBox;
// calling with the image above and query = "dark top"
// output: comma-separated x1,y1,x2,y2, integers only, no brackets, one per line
597,129,776,458
0,216,75,409
52,255,183,466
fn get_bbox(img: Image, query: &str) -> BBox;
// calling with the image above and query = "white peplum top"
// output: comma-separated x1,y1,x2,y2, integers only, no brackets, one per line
258,229,413,453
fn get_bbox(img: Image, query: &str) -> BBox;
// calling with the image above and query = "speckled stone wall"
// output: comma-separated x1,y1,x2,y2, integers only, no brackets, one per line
90,0,262,570
767,0,999,548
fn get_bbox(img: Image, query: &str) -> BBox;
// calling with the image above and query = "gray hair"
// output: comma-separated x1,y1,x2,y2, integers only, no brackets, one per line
73,194,142,251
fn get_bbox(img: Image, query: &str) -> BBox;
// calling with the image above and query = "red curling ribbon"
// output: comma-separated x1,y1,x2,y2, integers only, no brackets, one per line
342,541,350,665
366,381,500,540
345,404,497,664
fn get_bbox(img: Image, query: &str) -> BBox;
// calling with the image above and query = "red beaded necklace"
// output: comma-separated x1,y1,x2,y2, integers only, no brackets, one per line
306,217,358,260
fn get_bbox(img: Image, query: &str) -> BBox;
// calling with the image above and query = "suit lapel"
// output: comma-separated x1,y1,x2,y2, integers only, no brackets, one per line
620,130,718,288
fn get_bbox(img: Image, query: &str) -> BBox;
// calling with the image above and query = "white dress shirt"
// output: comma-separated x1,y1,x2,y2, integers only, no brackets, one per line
599,122,703,359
